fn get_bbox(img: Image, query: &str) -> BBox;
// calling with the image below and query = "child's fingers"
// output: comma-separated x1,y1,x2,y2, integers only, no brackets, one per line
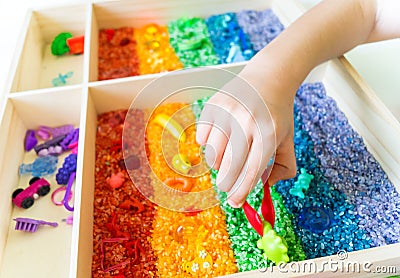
204,125,229,170
215,127,251,193
267,136,297,186
227,135,275,208
196,104,214,145
196,121,212,146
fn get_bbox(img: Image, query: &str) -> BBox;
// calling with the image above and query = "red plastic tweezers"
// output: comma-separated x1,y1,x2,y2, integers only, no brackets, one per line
242,170,275,236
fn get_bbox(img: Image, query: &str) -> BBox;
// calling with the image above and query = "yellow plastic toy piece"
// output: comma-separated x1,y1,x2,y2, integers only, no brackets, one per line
153,113,186,142
257,221,289,264
172,153,192,174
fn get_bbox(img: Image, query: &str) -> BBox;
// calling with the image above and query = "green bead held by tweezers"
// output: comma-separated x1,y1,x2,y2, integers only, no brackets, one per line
289,168,314,198
257,221,289,264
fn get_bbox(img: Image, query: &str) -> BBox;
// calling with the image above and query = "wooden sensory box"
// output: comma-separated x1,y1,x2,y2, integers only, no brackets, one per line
0,0,399,277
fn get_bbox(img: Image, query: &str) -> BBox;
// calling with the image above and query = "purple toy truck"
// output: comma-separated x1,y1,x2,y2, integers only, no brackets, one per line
12,177,51,209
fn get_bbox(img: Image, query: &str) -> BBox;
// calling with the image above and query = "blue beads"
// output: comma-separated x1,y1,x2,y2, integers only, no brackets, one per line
192,82,400,262
295,82,400,246
275,101,373,259
56,153,77,185
206,13,254,63
236,9,284,52
19,156,58,177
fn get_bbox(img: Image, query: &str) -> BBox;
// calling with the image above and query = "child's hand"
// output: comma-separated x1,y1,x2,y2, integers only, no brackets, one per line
196,71,297,208
196,0,397,208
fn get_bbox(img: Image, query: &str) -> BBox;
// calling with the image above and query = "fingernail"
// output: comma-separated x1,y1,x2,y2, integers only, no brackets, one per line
227,199,243,208
195,135,201,145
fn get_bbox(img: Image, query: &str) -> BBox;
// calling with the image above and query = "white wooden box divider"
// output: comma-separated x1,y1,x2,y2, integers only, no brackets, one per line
0,0,399,277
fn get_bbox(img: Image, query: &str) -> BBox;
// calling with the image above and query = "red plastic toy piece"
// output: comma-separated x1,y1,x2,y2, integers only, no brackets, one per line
261,171,275,227
107,172,125,189
242,202,264,236
66,36,84,55
100,237,130,272
242,170,276,236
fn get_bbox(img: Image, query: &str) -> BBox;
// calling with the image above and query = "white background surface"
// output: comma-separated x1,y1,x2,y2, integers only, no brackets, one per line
0,0,399,119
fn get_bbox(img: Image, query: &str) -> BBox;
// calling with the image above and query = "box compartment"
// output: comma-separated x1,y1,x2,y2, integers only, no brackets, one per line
1,0,399,277
0,88,84,278
73,61,400,277
10,4,88,92
88,0,302,82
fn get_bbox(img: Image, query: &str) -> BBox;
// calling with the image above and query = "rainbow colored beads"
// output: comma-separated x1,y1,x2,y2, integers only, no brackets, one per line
97,9,285,81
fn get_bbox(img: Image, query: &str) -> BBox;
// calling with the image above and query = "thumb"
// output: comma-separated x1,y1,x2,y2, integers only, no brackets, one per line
267,136,297,186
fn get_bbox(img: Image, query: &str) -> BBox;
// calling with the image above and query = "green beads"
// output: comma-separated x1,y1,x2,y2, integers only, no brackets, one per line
192,96,306,271
271,186,306,262
168,17,220,67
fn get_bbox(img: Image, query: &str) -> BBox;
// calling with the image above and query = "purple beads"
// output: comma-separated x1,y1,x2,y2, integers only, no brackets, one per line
236,9,284,52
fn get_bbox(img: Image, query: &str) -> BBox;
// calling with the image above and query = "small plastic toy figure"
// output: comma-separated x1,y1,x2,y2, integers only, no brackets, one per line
37,124,74,140
60,128,79,151
19,156,58,177
52,71,73,87
12,177,51,209
24,129,37,151
14,217,58,232
51,32,72,56
66,35,84,55
152,113,186,142
164,177,193,192
107,172,125,189
56,153,77,185
51,32,84,56
257,221,289,264
171,153,191,174
289,168,314,198
298,206,334,234
34,135,66,155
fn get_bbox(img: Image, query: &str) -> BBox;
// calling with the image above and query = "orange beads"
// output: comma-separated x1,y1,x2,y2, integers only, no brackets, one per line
147,103,238,276
135,24,183,74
